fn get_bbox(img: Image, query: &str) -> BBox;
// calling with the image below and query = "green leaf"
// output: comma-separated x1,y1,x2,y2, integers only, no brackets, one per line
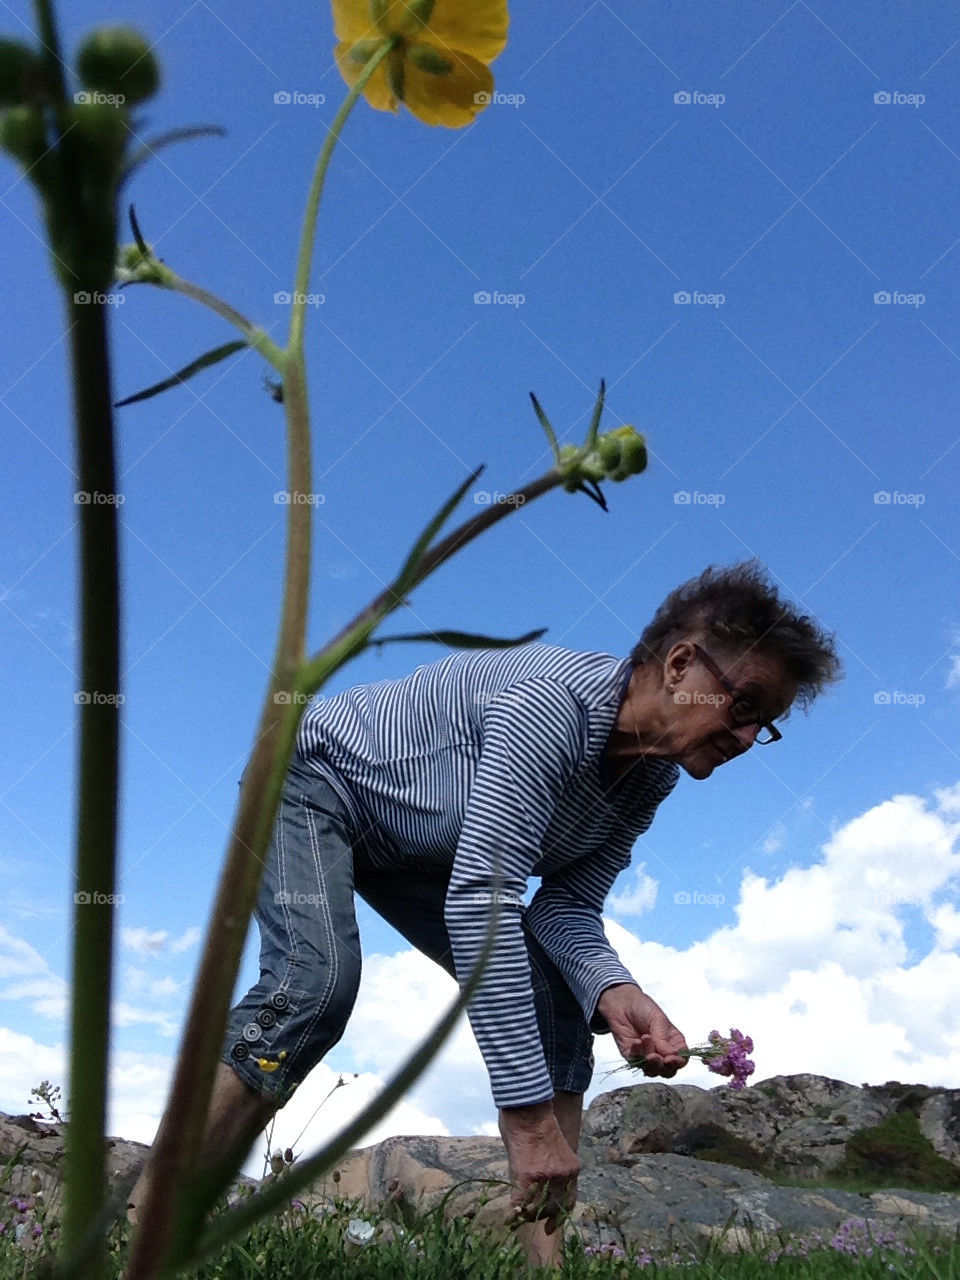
371,627,547,650
120,124,227,187
395,463,485,593
114,340,247,407
584,377,606,452
127,202,149,257
529,390,560,462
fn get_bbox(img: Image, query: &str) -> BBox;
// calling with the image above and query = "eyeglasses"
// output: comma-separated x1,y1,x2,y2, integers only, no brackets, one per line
691,644,783,745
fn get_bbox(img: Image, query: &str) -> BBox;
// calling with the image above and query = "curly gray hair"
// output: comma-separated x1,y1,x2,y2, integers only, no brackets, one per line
629,560,843,714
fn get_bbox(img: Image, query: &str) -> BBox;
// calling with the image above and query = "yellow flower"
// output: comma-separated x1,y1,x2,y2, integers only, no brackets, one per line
332,0,508,128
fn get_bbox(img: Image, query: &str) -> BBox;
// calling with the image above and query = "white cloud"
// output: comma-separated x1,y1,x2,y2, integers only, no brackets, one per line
930,902,960,951
762,822,786,855
121,927,169,957
608,861,658,918
171,926,202,954
598,783,960,1094
0,924,52,981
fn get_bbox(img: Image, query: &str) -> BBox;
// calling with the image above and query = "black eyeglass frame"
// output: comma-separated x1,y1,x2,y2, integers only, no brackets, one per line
691,644,783,745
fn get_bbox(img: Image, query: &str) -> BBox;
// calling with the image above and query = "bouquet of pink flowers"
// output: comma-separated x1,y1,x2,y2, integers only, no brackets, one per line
627,1027,756,1090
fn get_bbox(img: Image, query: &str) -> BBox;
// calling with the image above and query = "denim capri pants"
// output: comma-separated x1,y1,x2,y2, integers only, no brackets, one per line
221,748,595,1107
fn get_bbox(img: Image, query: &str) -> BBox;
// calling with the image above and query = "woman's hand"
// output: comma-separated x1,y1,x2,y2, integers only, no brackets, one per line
498,1101,580,1232
596,983,688,1077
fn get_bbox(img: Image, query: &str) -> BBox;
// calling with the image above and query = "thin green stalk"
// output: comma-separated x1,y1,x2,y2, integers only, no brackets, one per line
288,37,396,357
60,294,121,1280
158,273,286,373
121,45,394,1280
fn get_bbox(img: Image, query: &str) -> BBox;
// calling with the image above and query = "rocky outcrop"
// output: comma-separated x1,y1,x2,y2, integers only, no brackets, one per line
303,1074,960,1253
3,1075,959,1255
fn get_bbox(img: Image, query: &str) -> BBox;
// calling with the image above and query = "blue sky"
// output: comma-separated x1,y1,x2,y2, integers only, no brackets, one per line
1,1,959,1167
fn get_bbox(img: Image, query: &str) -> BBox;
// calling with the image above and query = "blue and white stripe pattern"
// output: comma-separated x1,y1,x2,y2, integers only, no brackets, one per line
296,643,680,1108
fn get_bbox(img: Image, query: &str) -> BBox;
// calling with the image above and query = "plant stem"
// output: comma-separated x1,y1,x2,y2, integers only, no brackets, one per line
288,38,396,357
299,471,560,691
153,272,287,374
59,294,121,1280
123,48,397,1278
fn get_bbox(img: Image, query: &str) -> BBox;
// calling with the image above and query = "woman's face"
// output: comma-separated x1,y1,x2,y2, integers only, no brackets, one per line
627,640,799,780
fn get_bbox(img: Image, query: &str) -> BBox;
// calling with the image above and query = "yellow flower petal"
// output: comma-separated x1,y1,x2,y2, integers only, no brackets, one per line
401,48,494,127
333,40,399,114
421,0,508,65
330,0,381,45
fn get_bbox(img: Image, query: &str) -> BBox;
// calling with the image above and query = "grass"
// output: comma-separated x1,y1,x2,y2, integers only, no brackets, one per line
4,1182,960,1280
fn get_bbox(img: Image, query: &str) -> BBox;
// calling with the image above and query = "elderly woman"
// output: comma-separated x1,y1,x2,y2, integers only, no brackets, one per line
129,560,841,1264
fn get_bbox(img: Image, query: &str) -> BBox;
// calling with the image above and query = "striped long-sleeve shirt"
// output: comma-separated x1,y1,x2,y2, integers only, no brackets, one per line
296,642,680,1108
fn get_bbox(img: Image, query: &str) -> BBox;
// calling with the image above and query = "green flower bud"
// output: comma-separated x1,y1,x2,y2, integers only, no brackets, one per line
406,43,453,75
596,435,621,469
76,26,160,105
620,433,647,475
119,241,149,270
0,104,46,167
578,450,606,483
70,99,129,174
0,39,44,107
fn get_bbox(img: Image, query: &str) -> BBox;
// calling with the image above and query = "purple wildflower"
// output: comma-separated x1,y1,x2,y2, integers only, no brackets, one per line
703,1029,755,1088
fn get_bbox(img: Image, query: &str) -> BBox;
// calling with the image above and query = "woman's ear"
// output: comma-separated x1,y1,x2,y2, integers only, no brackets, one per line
663,639,696,691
